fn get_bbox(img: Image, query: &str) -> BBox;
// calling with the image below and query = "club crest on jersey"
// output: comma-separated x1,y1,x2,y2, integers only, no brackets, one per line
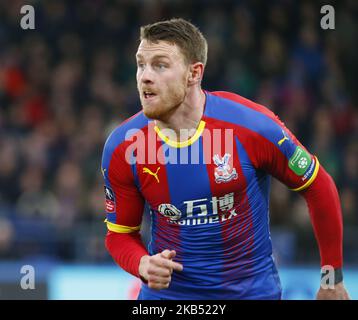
158,203,182,221
213,153,238,183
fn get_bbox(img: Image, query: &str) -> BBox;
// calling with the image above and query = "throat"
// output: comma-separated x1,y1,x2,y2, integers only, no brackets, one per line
154,89,206,144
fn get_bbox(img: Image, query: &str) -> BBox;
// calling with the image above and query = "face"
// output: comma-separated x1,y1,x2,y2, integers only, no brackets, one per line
136,40,190,120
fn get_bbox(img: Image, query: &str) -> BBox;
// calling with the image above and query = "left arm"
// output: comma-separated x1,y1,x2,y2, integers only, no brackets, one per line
299,164,350,299
237,101,350,299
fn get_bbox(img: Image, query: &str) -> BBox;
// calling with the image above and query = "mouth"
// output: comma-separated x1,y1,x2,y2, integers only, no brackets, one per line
143,90,157,100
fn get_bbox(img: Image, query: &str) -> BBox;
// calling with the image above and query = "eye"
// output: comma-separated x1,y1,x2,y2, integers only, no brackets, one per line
137,62,145,69
155,63,167,70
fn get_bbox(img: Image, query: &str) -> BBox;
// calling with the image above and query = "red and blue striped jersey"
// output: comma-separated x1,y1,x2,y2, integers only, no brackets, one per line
101,91,319,299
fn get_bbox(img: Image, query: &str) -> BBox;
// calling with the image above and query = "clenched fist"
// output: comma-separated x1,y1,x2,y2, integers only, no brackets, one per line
316,282,350,300
139,249,183,290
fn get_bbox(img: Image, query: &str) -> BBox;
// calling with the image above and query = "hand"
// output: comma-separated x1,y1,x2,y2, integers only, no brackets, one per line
316,282,350,300
138,249,183,290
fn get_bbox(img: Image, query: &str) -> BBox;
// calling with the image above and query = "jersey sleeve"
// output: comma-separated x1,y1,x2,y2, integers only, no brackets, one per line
101,136,145,233
251,114,319,191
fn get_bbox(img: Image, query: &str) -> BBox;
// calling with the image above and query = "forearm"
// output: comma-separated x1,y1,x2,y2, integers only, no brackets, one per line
105,230,148,278
300,165,343,269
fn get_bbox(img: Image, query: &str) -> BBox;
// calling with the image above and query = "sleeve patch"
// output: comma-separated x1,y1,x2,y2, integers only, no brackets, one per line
290,157,320,192
104,186,115,200
104,186,116,213
288,146,312,176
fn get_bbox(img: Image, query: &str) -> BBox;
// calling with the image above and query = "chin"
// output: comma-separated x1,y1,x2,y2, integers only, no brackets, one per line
142,97,181,120
142,105,164,120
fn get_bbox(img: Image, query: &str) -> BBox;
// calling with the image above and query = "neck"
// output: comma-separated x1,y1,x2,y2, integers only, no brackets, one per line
155,86,206,142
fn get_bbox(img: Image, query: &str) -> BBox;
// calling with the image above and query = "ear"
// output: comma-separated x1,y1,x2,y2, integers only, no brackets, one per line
188,62,204,86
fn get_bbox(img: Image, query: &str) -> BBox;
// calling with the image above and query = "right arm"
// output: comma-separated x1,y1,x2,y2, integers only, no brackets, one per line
102,137,182,289
106,231,183,288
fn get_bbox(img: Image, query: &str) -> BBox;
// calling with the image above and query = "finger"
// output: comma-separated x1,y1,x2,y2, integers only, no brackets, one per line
169,260,183,272
148,274,171,291
152,253,183,272
157,257,181,271
150,256,172,269
148,281,170,290
158,257,183,272
147,265,172,277
148,274,171,285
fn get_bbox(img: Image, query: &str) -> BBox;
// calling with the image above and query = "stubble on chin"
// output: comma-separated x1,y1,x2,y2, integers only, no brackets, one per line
141,83,187,120
142,105,163,120
142,96,181,120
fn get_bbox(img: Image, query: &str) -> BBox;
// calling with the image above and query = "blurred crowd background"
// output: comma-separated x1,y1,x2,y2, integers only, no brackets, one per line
0,0,357,271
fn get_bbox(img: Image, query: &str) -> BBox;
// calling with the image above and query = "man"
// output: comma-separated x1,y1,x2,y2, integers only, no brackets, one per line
101,18,349,299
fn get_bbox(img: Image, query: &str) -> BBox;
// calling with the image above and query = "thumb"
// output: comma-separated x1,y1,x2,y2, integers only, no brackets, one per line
161,249,176,260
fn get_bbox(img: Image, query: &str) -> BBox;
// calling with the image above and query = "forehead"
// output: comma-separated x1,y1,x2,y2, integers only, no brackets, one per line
136,40,184,61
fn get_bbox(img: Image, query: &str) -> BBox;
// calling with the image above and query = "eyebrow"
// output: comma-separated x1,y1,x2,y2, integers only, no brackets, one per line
136,54,170,61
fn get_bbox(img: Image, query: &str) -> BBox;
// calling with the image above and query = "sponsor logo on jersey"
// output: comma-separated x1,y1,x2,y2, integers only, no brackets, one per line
158,203,182,220
168,209,239,226
301,157,316,182
143,167,160,183
278,129,289,146
213,153,238,183
289,146,312,176
159,192,240,226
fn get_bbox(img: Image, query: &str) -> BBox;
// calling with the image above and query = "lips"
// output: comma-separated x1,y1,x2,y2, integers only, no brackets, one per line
143,90,157,99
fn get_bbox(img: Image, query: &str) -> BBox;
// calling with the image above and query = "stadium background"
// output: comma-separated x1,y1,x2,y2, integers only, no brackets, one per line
0,0,357,299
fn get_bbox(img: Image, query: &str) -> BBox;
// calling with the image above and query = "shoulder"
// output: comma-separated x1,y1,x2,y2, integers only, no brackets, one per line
103,111,150,156
204,90,286,139
206,90,276,120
